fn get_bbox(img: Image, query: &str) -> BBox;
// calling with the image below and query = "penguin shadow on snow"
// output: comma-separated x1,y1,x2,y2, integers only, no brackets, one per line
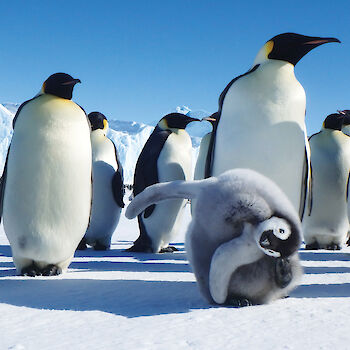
0,245,17,276
0,279,209,317
291,248,350,298
72,243,190,273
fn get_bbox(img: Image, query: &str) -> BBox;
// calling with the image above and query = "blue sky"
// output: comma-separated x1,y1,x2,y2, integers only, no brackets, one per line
0,1,348,135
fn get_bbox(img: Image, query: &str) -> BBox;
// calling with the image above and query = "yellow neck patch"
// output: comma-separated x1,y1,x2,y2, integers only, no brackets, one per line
103,119,108,131
265,40,274,58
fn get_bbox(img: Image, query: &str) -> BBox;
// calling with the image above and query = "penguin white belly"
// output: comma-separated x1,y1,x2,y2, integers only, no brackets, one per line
303,133,350,246
143,131,192,251
85,131,121,246
194,132,211,180
3,95,92,271
213,62,307,213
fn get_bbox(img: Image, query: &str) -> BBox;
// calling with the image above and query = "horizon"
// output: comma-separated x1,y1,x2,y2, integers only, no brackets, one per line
0,1,349,136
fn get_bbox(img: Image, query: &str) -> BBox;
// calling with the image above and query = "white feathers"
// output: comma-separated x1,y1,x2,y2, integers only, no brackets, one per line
127,168,302,305
209,222,264,304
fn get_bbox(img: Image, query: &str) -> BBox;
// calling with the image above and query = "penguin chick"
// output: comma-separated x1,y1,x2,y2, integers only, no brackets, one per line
126,113,199,253
303,113,350,250
77,111,124,251
126,168,303,306
0,72,92,276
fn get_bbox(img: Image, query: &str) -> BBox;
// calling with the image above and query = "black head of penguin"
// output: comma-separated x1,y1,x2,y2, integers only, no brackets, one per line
339,110,350,126
160,113,200,130
88,111,108,131
323,113,345,131
266,33,340,66
43,73,81,100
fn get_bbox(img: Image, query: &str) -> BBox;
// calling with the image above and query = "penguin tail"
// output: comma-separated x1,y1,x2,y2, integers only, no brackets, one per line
125,179,206,219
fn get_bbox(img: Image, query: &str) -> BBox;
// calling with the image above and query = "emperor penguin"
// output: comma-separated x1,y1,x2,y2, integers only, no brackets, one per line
126,168,303,306
77,111,125,251
207,33,340,218
303,113,350,250
127,113,199,253
194,112,218,181
0,73,92,276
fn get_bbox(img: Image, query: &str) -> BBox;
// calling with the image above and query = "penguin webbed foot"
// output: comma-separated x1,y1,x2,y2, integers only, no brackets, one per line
305,241,320,250
159,246,178,253
125,234,155,253
20,263,62,277
326,243,341,250
93,242,110,251
275,257,292,288
226,297,253,308
76,237,87,250
41,264,62,276
21,263,42,277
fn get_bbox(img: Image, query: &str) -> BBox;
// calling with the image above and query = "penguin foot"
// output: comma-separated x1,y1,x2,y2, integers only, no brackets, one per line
21,263,42,277
76,238,87,250
41,264,62,276
326,243,341,251
305,241,320,250
159,246,178,253
226,297,253,308
94,242,109,251
275,257,292,288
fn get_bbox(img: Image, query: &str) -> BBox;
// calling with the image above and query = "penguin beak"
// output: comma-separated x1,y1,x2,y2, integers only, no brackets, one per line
202,117,217,122
62,78,81,86
302,37,341,46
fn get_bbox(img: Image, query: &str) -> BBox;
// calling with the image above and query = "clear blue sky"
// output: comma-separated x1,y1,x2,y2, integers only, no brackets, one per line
0,1,348,135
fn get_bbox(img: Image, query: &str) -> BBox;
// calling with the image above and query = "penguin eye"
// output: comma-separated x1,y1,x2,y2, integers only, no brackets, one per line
279,229,285,233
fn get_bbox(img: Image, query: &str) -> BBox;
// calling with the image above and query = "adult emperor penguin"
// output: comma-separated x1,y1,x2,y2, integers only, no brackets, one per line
77,112,124,251
303,113,350,250
0,73,92,276
207,33,340,218
194,112,218,181
126,169,303,306
127,113,199,253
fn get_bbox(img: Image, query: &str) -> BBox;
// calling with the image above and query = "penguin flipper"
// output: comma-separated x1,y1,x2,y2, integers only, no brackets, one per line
112,170,125,208
0,147,10,223
111,142,125,208
133,127,171,218
299,145,310,220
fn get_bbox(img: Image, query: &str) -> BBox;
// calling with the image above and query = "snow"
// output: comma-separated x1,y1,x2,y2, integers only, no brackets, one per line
1,200,350,349
2,103,350,348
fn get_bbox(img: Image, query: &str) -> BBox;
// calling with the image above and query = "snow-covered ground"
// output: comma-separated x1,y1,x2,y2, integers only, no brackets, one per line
1,197,350,350
1,102,350,349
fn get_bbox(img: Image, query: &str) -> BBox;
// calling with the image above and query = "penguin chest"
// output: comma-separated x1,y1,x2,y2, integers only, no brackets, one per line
304,132,350,232
213,62,307,210
194,132,211,180
3,95,92,261
89,133,120,230
157,131,192,182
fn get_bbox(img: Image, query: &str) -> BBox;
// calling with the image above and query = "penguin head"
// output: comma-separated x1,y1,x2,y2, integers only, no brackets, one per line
202,112,219,129
158,113,200,130
338,110,350,127
253,33,340,66
255,216,300,258
88,111,108,132
42,73,81,100
322,113,345,131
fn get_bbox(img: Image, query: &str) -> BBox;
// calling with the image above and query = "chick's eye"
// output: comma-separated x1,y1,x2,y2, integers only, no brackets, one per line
279,229,285,233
